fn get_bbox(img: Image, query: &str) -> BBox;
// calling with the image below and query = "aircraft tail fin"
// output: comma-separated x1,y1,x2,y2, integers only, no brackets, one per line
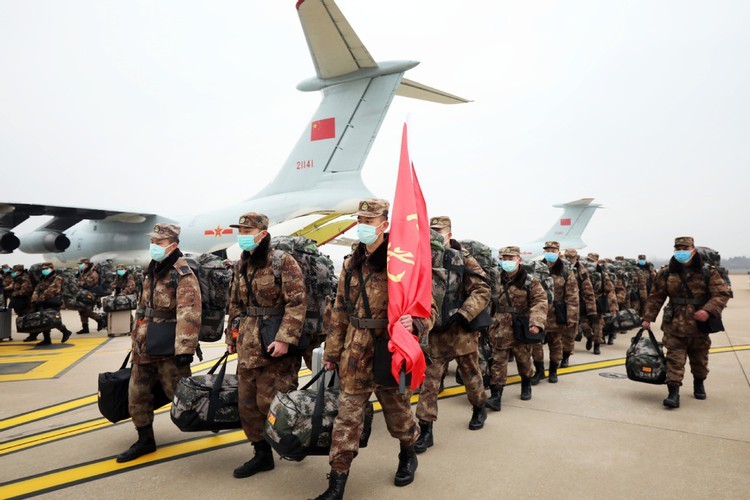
535,198,602,245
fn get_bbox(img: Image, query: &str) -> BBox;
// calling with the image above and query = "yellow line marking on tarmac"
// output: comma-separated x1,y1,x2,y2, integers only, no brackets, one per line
0,338,109,382
3,344,749,499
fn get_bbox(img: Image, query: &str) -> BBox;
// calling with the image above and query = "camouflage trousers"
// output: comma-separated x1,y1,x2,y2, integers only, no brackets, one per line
330,388,419,473
79,308,102,327
580,314,604,344
532,329,563,364
662,333,711,386
561,322,579,355
237,356,300,443
415,352,487,422
129,359,190,428
490,342,533,386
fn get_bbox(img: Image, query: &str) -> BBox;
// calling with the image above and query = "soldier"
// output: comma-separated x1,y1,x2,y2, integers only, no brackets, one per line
581,253,618,354
642,236,731,409
530,241,578,385
116,223,201,463
9,265,36,341
113,264,138,296
414,216,490,455
485,246,547,409
225,212,307,479
315,198,435,500
636,254,657,316
561,249,596,367
30,262,73,346
76,258,106,334
1,264,11,307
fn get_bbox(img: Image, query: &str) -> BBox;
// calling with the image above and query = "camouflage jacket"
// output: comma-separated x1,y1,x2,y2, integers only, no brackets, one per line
637,263,657,295
588,264,618,315
226,236,307,370
113,273,137,296
31,273,63,309
572,260,596,318
2,274,12,293
488,267,548,342
12,272,34,298
78,266,99,291
544,259,579,332
325,234,436,395
132,249,201,365
428,242,491,358
643,255,731,337
633,267,650,305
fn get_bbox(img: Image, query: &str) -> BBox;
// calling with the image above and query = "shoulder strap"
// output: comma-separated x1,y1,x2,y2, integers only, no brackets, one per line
242,268,260,307
271,250,285,282
676,270,694,299
356,266,378,338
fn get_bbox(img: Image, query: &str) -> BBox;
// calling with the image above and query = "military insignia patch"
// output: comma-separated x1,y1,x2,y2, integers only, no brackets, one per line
360,201,369,211
154,225,160,233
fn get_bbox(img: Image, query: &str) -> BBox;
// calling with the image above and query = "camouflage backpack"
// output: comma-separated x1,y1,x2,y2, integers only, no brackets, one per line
459,239,501,308
625,327,667,385
430,230,466,329
125,265,145,299
696,246,733,298
523,259,569,304
92,260,115,297
183,253,233,342
269,236,337,339
59,268,80,309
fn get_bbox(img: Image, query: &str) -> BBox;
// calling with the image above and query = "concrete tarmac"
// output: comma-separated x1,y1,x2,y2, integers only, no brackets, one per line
1,286,749,499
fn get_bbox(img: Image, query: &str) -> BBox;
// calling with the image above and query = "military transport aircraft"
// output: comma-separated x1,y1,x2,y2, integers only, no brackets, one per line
0,0,468,267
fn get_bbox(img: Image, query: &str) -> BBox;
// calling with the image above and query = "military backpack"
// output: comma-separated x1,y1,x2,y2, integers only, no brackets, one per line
91,260,115,297
458,239,499,331
184,253,233,342
695,246,733,298
430,230,466,329
59,268,80,309
523,259,569,305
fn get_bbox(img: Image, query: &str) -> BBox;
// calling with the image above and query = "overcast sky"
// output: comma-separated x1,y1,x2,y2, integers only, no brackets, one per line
1,0,748,268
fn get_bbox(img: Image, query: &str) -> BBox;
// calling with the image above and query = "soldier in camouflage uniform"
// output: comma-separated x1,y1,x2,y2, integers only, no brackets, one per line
113,264,138,296
636,254,657,316
486,246,547,407
316,199,436,500
225,212,307,479
30,263,73,346
561,249,596,367
116,223,201,463
9,265,36,341
414,216,490,454
580,253,618,354
1,264,11,308
76,258,106,334
531,241,578,385
643,236,731,409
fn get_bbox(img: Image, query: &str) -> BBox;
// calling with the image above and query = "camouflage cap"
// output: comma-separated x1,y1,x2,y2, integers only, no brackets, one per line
146,223,181,240
638,254,646,259
564,248,578,258
587,252,600,261
543,241,560,250
674,236,694,247
12,264,24,272
615,256,624,261
1,264,8,269
499,246,521,257
79,258,91,264
230,212,269,230
41,262,54,268
357,198,389,218
429,216,452,231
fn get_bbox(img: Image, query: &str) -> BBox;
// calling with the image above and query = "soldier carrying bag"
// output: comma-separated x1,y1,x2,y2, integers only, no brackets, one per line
675,271,724,334
625,327,667,385
16,309,63,333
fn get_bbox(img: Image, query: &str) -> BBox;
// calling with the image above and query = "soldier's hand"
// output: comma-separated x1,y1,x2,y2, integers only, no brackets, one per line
268,340,289,357
694,310,710,322
323,361,337,371
642,321,650,328
227,344,237,354
529,326,540,334
399,315,414,333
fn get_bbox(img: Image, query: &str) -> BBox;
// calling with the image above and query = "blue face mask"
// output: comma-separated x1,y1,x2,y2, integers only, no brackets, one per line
149,243,170,262
237,234,259,252
78,264,85,270
500,260,518,273
357,223,382,245
116,269,126,276
41,269,52,277
11,271,18,278
638,259,646,266
2,268,9,273
544,252,559,263
674,250,692,264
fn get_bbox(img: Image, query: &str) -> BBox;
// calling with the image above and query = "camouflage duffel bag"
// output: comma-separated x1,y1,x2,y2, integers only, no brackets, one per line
626,327,667,385
264,369,373,461
170,352,240,432
75,289,97,309
16,309,63,333
102,294,138,313
614,308,641,332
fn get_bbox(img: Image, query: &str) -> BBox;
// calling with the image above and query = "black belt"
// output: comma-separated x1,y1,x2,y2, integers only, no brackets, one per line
496,306,519,314
245,306,284,317
350,316,388,329
142,307,176,320
670,298,704,306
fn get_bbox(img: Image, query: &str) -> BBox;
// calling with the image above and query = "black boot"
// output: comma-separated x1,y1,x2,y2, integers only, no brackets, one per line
413,421,433,454
97,315,108,331
468,405,486,430
508,351,515,362
607,333,616,345
61,328,72,343
37,332,51,346
520,377,532,401
530,361,545,386
455,369,464,386
663,384,680,409
560,352,571,368
77,325,90,334
23,333,39,342
116,425,156,463
394,444,418,487
485,385,503,411
593,343,601,355
548,362,559,384
575,330,583,342
233,440,275,478
694,379,706,400
585,338,593,351
315,471,348,500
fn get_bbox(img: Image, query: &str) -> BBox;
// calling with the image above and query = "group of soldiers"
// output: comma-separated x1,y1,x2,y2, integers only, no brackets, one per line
2,197,731,500
0,260,139,344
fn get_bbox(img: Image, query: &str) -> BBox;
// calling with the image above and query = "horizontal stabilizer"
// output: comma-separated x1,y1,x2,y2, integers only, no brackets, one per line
396,78,470,104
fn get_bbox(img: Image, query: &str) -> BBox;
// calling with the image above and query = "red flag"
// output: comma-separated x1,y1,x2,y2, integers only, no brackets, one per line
387,123,431,390
311,117,336,141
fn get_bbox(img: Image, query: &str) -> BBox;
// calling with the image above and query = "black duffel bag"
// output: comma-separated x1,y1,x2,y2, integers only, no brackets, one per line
98,351,170,423
102,294,138,313
16,309,63,333
170,352,240,432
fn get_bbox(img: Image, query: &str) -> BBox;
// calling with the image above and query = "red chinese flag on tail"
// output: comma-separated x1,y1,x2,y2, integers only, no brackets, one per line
311,117,336,141
387,123,431,390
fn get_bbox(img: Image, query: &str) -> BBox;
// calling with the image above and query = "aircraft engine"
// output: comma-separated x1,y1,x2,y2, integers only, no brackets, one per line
0,230,21,253
19,231,71,253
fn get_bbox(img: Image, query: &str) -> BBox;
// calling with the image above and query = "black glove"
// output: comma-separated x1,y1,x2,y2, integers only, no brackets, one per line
174,354,193,367
446,312,470,329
